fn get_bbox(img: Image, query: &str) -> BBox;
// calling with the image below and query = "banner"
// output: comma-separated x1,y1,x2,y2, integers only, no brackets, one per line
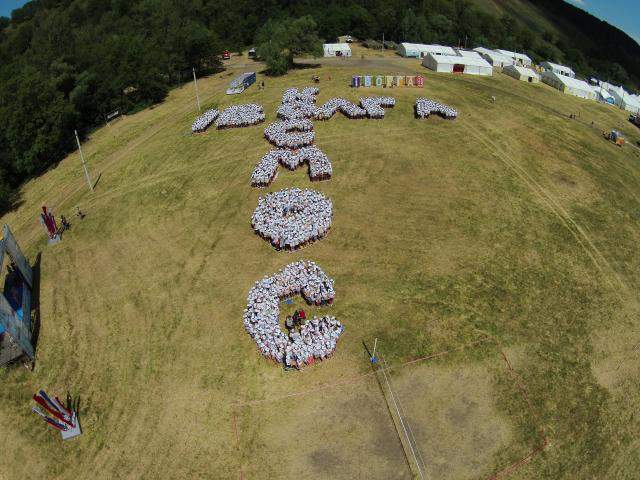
352,75,424,88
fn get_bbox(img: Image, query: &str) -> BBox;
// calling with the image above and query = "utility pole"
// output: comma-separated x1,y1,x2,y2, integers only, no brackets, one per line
192,67,201,112
382,32,384,51
74,130,93,193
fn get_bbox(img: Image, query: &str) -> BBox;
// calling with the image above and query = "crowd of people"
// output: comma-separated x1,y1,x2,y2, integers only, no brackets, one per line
315,97,367,120
264,119,316,148
191,108,219,133
251,188,333,250
215,104,265,129
360,96,396,118
415,98,458,119
243,260,344,369
276,87,396,121
251,146,332,187
277,87,320,120
282,87,319,105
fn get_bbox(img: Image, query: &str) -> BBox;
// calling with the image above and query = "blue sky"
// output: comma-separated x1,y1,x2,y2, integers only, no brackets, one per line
0,0,638,45
0,0,27,17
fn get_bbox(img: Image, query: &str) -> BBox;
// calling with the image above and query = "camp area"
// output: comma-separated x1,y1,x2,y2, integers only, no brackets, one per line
1,0,640,477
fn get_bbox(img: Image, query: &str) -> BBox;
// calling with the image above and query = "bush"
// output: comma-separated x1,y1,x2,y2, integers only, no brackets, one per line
362,39,382,49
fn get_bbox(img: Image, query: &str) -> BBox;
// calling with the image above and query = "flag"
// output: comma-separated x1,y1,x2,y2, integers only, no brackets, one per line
33,395,73,426
31,407,68,431
39,390,61,413
54,396,72,417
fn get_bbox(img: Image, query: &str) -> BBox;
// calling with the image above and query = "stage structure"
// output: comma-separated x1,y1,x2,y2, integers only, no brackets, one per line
0,224,35,366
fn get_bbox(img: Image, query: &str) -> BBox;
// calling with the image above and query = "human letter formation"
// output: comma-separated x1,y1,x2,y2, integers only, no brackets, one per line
243,261,343,369
191,104,265,133
252,188,332,251
243,88,453,369
415,98,458,119
253,88,395,187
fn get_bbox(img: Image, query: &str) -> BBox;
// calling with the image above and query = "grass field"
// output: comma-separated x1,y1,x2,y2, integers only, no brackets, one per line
1,49,640,479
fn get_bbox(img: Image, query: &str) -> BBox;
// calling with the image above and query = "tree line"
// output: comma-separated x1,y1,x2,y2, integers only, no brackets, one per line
0,0,638,213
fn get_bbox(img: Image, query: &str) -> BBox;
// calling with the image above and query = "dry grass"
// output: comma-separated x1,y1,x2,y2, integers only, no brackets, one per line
1,51,640,479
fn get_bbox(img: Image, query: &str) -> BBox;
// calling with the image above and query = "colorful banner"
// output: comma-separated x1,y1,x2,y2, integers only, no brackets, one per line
352,75,424,88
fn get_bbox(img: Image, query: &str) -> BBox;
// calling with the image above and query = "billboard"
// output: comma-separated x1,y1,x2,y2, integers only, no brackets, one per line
352,75,424,88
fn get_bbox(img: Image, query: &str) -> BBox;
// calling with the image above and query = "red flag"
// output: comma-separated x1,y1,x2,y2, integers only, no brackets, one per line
33,395,72,426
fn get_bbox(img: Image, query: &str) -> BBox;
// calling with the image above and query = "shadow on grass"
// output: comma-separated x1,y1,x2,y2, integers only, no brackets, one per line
28,252,42,370
92,172,102,191
0,190,25,218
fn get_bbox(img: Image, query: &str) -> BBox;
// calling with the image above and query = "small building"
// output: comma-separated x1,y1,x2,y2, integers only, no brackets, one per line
540,61,575,78
495,49,532,67
503,65,540,83
323,43,352,57
541,71,596,100
422,53,493,76
398,43,456,58
226,72,256,95
473,47,515,68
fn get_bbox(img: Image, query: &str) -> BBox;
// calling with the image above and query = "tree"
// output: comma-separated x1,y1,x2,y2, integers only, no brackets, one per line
256,16,322,75
400,9,429,43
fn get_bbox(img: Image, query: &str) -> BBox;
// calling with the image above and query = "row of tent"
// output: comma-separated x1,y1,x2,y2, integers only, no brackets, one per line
399,43,640,113
321,41,640,112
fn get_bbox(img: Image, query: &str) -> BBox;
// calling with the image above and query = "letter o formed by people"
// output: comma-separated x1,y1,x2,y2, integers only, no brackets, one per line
252,188,332,251
243,260,343,368
264,119,315,149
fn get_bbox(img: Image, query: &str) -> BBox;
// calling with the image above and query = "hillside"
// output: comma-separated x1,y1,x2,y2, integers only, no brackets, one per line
471,0,640,86
1,50,640,479
0,0,638,211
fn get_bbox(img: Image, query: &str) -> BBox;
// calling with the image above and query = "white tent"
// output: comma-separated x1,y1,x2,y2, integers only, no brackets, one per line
473,47,515,68
398,43,456,58
541,71,596,100
455,49,484,60
495,49,532,67
540,61,575,78
323,43,352,57
610,88,640,113
422,53,493,76
503,65,540,83
595,88,615,105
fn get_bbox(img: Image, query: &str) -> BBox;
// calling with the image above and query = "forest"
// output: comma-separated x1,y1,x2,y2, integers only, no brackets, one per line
0,0,638,212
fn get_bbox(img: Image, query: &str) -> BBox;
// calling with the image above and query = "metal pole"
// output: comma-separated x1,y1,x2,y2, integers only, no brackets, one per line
371,338,378,360
74,130,93,193
192,67,201,112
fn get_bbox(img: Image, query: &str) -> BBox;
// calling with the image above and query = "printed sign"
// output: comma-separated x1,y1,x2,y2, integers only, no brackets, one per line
352,75,424,88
